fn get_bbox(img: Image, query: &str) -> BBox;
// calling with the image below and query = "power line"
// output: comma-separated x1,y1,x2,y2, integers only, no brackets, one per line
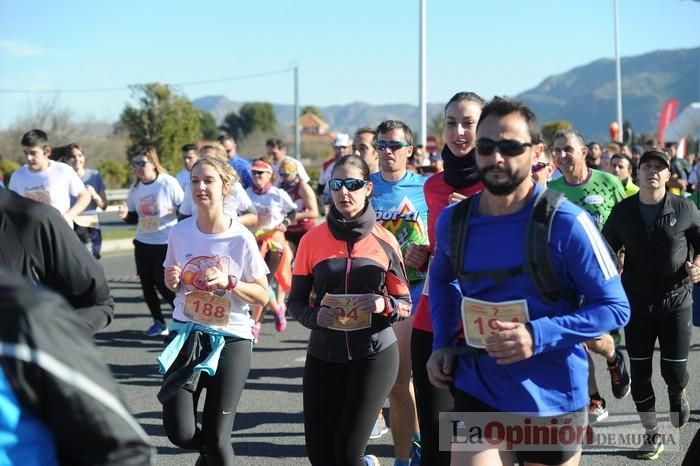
0,68,292,95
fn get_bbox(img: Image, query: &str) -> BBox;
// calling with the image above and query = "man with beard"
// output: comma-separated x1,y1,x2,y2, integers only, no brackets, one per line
427,97,629,465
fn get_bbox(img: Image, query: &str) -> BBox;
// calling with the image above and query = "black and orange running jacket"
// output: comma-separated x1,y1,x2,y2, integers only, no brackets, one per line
288,205,411,362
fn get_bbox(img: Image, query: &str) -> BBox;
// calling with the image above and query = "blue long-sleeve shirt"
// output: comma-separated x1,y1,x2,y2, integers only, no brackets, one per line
429,184,630,415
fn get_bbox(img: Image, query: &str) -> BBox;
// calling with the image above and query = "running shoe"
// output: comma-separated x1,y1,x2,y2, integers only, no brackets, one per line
409,437,421,466
363,454,380,466
274,305,287,332
607,349,631,399
588,397,608,423
369,410,389,439
145,321,169,337
251,322,261,345
637,432,664,460
669,388,690,428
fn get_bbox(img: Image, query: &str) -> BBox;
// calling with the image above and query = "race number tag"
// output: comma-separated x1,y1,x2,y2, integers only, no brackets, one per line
139,215,161,232
321,294,372,332
461,297,529,349
183,290,232,326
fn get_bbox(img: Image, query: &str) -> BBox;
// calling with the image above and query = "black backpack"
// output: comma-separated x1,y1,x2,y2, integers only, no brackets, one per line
449,188,577,305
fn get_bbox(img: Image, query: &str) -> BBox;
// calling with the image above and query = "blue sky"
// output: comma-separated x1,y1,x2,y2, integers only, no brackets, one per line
1,0,699,129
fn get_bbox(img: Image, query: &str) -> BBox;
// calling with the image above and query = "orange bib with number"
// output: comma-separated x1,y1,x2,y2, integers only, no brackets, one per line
183,290,232,326
461,297,529,349
321,294,372,332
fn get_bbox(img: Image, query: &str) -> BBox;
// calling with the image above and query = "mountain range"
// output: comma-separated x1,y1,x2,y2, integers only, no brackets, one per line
193,46,700,143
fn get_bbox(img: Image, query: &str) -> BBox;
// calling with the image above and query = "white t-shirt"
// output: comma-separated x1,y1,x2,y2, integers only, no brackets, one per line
9,161,85,214
246,186,297,231
273,157,310,185
127,173,184,244
179,182,254,219
164,217,269,339
175,169,189,190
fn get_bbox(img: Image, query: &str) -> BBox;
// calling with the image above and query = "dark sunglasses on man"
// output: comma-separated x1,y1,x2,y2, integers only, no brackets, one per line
475,138,533,157
373,140,411,152
328,178,368,192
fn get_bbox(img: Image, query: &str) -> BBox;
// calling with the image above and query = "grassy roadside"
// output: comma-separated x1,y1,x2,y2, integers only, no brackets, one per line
102,228,135,241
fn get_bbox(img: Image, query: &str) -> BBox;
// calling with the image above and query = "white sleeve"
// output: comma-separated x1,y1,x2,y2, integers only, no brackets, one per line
240,230,270,281
66,168,87,197
169,176,185,206
179,184,193,216
296,160,310,183
232,183,254,214
280,190,298,213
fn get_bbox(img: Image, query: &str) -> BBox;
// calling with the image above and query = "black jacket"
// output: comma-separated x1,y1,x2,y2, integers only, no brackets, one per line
602,193,700,301
0,188,114,333
0,270,152,465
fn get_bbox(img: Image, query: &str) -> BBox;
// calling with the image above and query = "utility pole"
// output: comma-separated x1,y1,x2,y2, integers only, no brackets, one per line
419,0,427,147
613,0,623,143
294,65,301,160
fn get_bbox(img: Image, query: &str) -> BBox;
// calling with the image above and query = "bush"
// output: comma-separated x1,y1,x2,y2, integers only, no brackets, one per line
0,159,21,186
98,159,131,189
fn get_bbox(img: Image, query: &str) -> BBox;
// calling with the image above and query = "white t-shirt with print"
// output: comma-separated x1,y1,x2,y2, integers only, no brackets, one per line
179,182,254,219
164,217,269,339
9,161,85,214
127,173,184,244
246,185,297,231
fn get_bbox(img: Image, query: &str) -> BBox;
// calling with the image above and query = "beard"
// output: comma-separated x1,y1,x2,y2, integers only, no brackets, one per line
477,164,529,196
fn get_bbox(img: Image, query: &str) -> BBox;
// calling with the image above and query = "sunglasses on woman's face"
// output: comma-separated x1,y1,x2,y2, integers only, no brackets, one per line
532,162,551,173
130,160,148,168
475,138,533,157
328,178,368,192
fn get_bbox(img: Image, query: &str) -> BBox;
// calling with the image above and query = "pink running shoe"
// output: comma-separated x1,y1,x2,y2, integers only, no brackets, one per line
251,322,261,345
274,305,287,332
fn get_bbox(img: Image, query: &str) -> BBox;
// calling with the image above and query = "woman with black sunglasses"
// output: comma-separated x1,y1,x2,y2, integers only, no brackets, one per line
118,146,184,337
288,154,412,466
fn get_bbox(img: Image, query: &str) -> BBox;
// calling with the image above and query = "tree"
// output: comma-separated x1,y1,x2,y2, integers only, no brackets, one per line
541,120,572,146
301,105,323,118
427,112,444,143
118,83,201,172
220,102,277,139
199,111,220,140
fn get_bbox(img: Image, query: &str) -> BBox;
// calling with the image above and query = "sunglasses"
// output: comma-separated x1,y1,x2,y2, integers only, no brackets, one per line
328,178,368,192
532,162,551,173
130,160,148,168
279,172,292,177
251,170,269,176
373,140,411,151
475,138,533,157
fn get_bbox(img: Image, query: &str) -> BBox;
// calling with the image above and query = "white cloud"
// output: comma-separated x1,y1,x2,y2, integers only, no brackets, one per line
0,39,42,57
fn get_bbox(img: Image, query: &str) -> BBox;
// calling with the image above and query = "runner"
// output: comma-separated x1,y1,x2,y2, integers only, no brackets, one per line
118,146,184,337
371,120,428,466
278,157,319,253
287,154,412,466
602,149,700,459
65,143,108,259
246,159,298,340
408,91,485,466
427,97,630,465
158,155,269,465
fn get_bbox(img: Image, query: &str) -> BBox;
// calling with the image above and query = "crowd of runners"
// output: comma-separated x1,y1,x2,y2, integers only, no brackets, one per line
1,92,700,466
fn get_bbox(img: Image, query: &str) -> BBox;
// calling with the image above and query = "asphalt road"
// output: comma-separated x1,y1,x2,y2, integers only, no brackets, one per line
99,251,700,465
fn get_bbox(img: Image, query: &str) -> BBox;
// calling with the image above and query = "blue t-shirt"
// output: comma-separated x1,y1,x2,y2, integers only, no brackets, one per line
230,156,253,190
70,168,105,214
370,171,428,283
429,184,630,414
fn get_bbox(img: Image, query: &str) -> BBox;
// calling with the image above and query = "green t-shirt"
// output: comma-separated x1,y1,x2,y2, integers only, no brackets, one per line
549,169,625,230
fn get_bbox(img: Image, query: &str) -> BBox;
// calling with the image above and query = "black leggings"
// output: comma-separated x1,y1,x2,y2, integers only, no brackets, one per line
133,240,174,324
625,291,692,420
411,328,453,466
304,343,399,466
162,337,251,466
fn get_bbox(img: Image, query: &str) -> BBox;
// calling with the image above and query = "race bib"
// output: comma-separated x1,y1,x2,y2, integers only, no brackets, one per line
321,294,372,331
461,297,529,349
138,215,161,233
183,290,232,327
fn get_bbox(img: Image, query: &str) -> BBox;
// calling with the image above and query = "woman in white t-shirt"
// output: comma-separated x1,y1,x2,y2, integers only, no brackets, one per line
246,159,297,342
159,155,268,464
118,146,184,337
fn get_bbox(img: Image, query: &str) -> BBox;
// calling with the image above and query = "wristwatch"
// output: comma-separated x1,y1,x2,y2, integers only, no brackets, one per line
226,274,238,292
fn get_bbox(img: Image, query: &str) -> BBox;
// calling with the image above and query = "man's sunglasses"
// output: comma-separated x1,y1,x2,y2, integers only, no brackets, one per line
130,160,148,168
373,140,411,151
328,178,368,192
475,138,533,157
532,162,551,173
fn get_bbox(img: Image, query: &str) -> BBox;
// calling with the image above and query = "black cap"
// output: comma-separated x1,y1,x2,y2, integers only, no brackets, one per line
639,150,670,169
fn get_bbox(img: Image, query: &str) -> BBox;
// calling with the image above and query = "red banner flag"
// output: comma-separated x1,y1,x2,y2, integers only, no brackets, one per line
657,98,679,146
